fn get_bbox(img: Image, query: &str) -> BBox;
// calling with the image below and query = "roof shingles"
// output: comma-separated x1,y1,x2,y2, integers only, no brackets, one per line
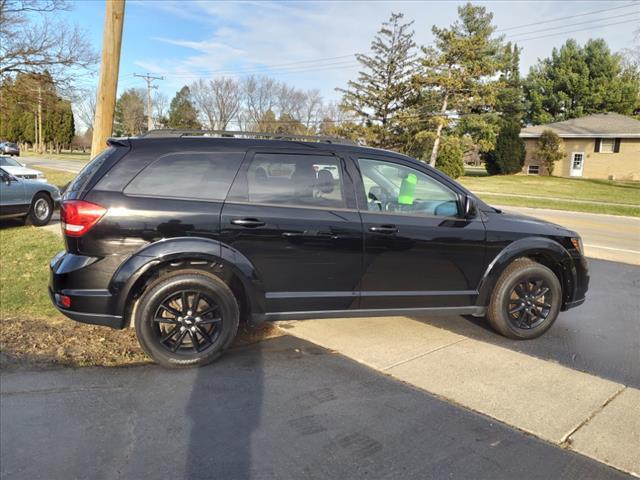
520,113,640,138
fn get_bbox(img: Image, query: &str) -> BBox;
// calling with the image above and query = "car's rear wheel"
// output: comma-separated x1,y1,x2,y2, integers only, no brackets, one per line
487,258,561,339
135,271,239,368
27,192,53,226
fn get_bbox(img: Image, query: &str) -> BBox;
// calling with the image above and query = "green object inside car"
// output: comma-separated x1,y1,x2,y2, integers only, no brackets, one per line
398,173,417,205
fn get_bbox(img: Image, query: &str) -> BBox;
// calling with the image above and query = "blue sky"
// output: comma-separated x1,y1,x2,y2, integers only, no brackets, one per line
65,0,638,103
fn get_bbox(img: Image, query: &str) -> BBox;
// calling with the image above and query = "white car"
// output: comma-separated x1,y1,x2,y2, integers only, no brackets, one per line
0,156,47,182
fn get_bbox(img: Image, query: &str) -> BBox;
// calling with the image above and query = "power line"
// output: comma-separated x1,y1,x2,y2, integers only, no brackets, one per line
513,17,639,43
506,11,639,39
496,1,638,32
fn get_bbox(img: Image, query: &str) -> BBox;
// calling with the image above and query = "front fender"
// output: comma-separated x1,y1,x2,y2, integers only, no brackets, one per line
476,237,576,308
109,237,265,320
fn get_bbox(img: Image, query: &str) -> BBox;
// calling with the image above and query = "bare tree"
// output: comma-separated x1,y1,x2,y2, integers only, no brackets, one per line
0,0,98,92
301,89,323,129
73,87,96,132
212,77,241,130
243,76,277,127
152,91,169,127
190,79,216,129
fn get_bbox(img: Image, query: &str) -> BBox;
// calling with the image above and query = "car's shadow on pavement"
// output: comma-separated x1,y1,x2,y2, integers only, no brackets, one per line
408,258,640,388
182,343,264,479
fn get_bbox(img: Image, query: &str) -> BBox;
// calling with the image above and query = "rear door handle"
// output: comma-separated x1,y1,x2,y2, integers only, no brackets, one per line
231,218,265,228
369,225,398,234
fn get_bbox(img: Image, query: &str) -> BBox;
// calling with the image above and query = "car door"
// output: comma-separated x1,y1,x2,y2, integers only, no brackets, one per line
220,149,363,313
0,169,28,216
352,155,486,310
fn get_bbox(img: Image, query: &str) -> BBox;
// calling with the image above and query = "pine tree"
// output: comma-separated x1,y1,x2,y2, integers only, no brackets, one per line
337,13,417,148
525,39,640,124
415,3,505,166
168,86,201,129
485,43,526,175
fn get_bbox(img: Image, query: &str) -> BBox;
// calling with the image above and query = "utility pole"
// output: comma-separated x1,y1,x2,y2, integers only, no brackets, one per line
33,108,38,152
37,85,43,154
91,0,126,158
134,73,164,131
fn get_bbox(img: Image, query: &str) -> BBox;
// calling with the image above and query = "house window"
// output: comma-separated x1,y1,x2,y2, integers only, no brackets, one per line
528,165,540,175
600,139,615,153
595,138,620,153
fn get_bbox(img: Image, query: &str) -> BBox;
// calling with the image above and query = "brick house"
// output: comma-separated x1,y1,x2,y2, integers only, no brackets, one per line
520,113,640,180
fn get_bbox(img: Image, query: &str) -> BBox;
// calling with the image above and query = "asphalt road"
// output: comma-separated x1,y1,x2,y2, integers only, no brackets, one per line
498,205,640,265
0,336,630,480
413,258,640,389
20,155,85,174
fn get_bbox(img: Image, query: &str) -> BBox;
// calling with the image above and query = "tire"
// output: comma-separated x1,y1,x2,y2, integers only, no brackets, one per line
487,258,562,340
135,270,239,368
26,192,53,226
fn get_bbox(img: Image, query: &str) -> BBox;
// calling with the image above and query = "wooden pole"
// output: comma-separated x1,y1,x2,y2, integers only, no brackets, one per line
91,0,126,158
37,85,43,154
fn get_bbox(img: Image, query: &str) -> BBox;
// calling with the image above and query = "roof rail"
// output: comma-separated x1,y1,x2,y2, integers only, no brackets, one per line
142,129,358,146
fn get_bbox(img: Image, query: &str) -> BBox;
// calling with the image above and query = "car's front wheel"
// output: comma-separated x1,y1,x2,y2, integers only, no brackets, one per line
135,270,239,368
487,258,561,339
27,192,53,226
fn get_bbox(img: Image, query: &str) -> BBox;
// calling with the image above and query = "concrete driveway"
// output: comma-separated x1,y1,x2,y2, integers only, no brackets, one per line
280,259,640,476
0,336,631,480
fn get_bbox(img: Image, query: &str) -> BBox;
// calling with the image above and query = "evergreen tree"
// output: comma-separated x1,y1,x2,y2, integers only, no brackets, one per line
337,13,417,148
534,130,564,176
525,39,640,124
485,121,525,174
435,136,464,179
168,86,201,129
415,3,505,166
485,43,526,175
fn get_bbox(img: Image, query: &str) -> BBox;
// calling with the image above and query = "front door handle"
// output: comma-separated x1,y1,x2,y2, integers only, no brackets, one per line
369,225,398,234
231,218,265,228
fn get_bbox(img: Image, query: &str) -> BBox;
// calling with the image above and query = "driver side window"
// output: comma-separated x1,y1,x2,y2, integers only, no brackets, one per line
358,158,459,217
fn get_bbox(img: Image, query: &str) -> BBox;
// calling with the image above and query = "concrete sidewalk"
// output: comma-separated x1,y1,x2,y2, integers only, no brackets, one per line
278,317,640,476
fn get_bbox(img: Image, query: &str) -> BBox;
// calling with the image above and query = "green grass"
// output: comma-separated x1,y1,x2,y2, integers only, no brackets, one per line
21,151,90,162
458,175,640,216
39,167,76,190
477,194,639,217
0,226,64,318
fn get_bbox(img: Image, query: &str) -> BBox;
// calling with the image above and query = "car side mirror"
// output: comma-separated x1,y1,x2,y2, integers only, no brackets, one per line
460,194,477,219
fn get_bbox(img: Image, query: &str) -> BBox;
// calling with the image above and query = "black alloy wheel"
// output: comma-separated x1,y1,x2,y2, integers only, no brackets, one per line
135,271,239,368
506,278,553,330
487,258,562,340
153,290,222,354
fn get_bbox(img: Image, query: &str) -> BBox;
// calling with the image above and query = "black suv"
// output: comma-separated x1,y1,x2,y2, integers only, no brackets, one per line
50,131,589,367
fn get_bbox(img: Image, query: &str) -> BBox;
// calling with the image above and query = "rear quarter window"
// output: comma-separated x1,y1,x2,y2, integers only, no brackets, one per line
65,146,117,195
124,152,244,201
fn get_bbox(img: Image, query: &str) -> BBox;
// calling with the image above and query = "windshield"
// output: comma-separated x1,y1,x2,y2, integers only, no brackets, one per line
0,157,20,167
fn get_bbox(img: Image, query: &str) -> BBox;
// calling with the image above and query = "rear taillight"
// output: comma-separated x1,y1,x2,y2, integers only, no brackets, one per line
60,200,107,237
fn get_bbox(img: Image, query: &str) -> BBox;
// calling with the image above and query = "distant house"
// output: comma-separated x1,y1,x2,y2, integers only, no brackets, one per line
519,113,640,180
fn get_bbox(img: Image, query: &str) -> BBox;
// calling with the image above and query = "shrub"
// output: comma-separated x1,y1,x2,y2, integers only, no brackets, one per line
435,136,465,179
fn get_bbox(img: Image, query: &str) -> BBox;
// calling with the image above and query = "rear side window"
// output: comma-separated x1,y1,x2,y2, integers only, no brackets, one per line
124,152,243,201
66,146,116,194
245,153,345,208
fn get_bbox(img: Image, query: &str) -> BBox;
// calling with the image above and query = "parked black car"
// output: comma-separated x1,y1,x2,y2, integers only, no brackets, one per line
50,131,589,367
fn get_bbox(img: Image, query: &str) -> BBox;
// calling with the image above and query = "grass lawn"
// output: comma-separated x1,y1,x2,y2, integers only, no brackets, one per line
20,150,90,162
39,167,76,189
459,174,640,217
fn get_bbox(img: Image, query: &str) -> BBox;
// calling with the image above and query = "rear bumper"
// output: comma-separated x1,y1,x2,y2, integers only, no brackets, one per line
49,250,126,329
49,289,123,328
